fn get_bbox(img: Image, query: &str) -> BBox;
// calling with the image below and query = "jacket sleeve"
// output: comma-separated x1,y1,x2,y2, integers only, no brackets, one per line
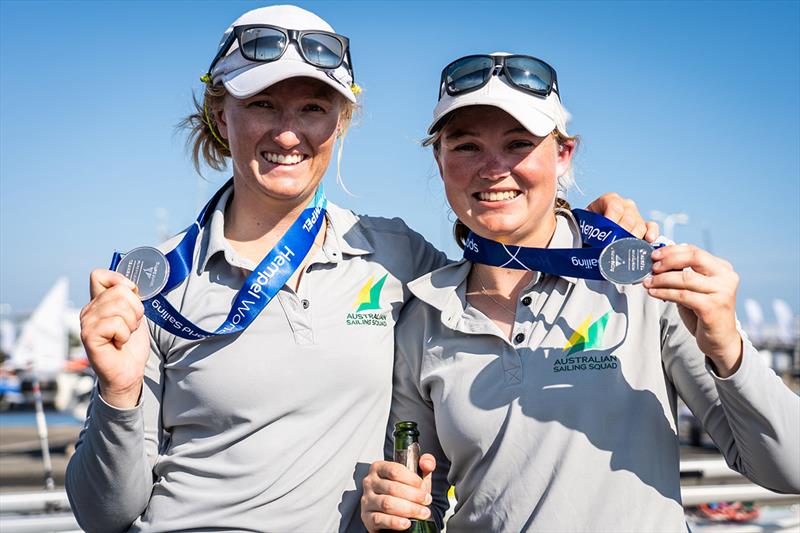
389,307,451,530
406,224,450,281
65,327,165,533
660,303,800,493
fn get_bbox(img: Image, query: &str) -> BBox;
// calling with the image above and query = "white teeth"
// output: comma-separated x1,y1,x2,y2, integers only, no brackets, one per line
477,191,520,202
264,152,304,165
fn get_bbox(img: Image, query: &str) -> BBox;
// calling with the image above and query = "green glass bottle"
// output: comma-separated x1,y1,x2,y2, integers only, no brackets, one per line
382,421,438,533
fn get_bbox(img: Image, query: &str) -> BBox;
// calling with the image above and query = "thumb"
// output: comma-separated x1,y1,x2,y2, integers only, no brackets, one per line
419,453,436,494
644,221,660,243
90,269,137,300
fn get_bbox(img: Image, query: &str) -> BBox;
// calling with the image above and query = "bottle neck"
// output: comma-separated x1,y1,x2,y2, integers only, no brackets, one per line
394,440,421,475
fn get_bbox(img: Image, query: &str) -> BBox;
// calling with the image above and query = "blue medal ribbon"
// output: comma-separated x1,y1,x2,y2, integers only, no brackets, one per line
462,209,644,280
111,179,327,340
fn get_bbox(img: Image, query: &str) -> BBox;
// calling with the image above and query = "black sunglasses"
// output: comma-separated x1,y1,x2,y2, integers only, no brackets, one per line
439,54,559,100
207,24,354,81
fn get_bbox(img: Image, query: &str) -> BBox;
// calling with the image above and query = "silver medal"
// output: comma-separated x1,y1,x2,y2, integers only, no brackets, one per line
599,238,654,285
115,246,170,300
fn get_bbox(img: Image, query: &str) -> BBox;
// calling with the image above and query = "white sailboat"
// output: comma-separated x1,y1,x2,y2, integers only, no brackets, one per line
2,278,92,417
6,278,70,379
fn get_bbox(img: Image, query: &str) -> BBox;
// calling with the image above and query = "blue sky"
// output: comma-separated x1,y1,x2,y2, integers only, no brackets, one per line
1,0,798,320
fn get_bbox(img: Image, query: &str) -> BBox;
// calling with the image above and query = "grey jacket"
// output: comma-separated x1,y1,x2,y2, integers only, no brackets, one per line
390,212,800,532
66,190,447,533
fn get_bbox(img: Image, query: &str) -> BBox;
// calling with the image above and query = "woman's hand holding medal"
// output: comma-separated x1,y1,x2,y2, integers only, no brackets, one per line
586,192,660,243
643,245,743,377
79,269,149,408
574,192,742,376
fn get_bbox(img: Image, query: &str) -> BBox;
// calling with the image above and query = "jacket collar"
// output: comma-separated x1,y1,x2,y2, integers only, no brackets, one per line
408,209,583,324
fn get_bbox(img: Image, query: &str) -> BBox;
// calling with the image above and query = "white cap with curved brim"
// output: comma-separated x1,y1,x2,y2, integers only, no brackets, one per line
210,5,356,103
428,52,569,137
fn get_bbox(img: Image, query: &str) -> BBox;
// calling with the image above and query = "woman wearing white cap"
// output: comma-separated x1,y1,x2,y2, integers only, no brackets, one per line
360,53,800,532
67,7,655,532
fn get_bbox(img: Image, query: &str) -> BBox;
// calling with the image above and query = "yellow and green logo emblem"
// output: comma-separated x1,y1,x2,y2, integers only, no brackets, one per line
563,311,610,355
353,274,388,312
346,274,389,326
554,311,618,372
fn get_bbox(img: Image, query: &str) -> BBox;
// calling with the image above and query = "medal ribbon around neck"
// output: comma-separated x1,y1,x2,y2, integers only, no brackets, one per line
462,209,661,284
110,178,327,340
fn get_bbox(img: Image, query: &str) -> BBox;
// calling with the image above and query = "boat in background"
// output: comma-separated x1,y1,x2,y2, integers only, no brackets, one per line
1,278,93,419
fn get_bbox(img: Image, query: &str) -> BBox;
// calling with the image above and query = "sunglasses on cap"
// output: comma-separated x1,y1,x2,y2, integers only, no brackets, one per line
206,24,354,80
439,54,559,100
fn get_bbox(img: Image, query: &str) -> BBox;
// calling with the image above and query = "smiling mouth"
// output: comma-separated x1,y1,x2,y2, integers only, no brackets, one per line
262,152,307,165
474,190,521,202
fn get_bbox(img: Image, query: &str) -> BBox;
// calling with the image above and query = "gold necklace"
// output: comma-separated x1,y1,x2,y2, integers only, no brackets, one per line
474,267,517,318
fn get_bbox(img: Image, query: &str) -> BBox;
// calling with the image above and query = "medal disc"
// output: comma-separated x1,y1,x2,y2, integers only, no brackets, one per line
599,238,653,285
115,246,170,300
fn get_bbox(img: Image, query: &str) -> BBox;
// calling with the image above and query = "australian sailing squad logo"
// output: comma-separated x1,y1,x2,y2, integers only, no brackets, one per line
346,274,389,327
553,311,619,372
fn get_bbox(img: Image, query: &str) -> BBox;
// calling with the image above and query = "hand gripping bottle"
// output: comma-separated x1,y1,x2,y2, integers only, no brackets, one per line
383,421,438,533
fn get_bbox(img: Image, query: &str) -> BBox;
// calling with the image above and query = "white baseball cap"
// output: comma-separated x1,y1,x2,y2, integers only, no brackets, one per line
428,52,569,137
209,5,356,103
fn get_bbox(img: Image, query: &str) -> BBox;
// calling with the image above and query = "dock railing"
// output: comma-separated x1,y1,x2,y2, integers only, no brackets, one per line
2,458,798,533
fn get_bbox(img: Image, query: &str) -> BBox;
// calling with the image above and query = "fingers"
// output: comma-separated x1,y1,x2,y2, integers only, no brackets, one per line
644,269,717,294
361,454,436,530
615,198,645,238
361,460,433,531
620,213,647,239
644,245,739,318
419,454,436,476
365,512,413,532
83,285,144,327
89,269,137,300
89,286,144,329
81,281,145,352
651,245,729,277
586,193,648,238
642,286,708,310
419,453,436,494
361,496,431,531
365,493,432,522
92,316,134,350
81,310,139,352
372,460,424,488
586,192,623,222
644,221,660,243
365,476,431,507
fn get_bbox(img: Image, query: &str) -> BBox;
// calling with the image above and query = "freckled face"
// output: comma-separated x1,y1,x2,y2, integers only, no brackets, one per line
435,106,573,245
216,77,344,204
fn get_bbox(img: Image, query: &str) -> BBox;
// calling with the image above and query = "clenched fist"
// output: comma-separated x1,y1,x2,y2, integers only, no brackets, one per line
79,269,149,408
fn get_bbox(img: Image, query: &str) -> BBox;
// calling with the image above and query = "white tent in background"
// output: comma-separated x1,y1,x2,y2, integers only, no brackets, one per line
0,318,16,355
6,277,69,377
743,299,764,343
773,299,795,344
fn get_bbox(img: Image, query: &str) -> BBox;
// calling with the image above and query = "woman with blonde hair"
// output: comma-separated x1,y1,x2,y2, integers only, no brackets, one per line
360,53,800,532
67,7,652,531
